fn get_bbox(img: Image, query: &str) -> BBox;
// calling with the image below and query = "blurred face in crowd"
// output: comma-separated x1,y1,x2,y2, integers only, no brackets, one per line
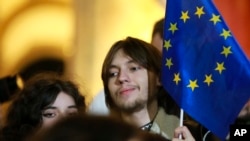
151,32,163,52
238,99,250,118
107,49,159,112
41,91,78,128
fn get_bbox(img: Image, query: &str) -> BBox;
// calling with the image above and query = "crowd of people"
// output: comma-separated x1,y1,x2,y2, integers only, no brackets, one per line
0,18,249,141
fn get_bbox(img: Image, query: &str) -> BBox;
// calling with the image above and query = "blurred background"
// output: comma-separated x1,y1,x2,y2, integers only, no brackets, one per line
0,0,249,105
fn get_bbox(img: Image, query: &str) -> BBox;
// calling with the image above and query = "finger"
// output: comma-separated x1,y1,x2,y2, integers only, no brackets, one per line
174,126,194,140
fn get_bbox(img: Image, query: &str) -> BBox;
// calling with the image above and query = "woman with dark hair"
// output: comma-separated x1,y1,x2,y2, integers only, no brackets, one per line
0,73,86,141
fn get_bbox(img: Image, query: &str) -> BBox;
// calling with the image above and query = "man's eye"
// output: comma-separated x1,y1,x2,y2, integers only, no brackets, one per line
130,66,141,71
109,72,118,77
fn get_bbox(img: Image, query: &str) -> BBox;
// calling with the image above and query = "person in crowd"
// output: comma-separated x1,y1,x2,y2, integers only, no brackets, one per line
0,72,86,141
87,18,166,116
0,58,64,129
151,18,223,141
0,75,22,103
101,36,194,141
151,18,164,52
0,75,23,128
30,114,171,141
151,18,250,141
237,98,250,124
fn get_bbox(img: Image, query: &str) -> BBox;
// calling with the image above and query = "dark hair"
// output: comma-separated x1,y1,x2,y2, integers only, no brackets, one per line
0,75,20,103
0,73,86,141
101,37,179,115
31,114,140,141
31,114,169,141
152,18,164,39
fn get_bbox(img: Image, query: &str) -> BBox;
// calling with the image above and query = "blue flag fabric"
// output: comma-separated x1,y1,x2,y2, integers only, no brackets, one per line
162,0,250,140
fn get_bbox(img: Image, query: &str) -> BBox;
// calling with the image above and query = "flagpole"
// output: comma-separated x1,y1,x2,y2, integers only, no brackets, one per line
179,108,184,139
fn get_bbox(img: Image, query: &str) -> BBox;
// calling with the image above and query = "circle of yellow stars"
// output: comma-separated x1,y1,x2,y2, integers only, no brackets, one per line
164,6,233,92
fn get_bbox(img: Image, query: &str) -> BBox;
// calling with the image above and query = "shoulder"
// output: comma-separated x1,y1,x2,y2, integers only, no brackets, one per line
87,89,110,115
152,108,180,139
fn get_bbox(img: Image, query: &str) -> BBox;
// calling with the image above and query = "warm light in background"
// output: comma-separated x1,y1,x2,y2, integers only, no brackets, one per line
2,0,248,104
0,0,165,104
1,4,74,75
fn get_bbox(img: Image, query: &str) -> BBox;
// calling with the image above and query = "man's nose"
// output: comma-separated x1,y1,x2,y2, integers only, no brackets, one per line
117,70,129,84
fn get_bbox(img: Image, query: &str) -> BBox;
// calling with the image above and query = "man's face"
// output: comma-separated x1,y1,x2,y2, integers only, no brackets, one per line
151,32,163,52
107,49,153,112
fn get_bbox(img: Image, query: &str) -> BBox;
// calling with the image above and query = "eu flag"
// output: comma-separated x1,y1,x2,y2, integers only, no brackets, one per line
161,0,250,140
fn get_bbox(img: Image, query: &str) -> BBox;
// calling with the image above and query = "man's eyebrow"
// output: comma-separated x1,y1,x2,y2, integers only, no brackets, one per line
109,65,118,69
127,60,136,64
68,105,77,109
109,59,136,68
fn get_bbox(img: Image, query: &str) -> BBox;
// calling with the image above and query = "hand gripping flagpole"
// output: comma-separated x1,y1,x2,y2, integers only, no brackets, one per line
179,109,184,139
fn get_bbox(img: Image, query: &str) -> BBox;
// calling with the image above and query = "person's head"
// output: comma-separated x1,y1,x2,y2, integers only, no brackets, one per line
151,18,164,52
102,37,162,113
237,99,250,124
152,19,182,117
1,72,86,140
31,114,169,141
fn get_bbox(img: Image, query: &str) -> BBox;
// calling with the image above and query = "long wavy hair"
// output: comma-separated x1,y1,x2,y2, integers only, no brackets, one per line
0,73,86,141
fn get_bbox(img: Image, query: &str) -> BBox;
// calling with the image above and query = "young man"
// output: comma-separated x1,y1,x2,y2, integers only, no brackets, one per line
88,18,166,116
101,36,194,141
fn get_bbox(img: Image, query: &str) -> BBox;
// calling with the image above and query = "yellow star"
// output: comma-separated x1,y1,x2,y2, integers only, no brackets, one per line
164,39,172,51
168,22,178,34
180,11,190,23
215,62,226,74
221,46,232,58
220,29,231,40
165,58,173,69
187,79,199,91
204,74,214,86
210,14,221,25
173,73,181,85
195,6,205,18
